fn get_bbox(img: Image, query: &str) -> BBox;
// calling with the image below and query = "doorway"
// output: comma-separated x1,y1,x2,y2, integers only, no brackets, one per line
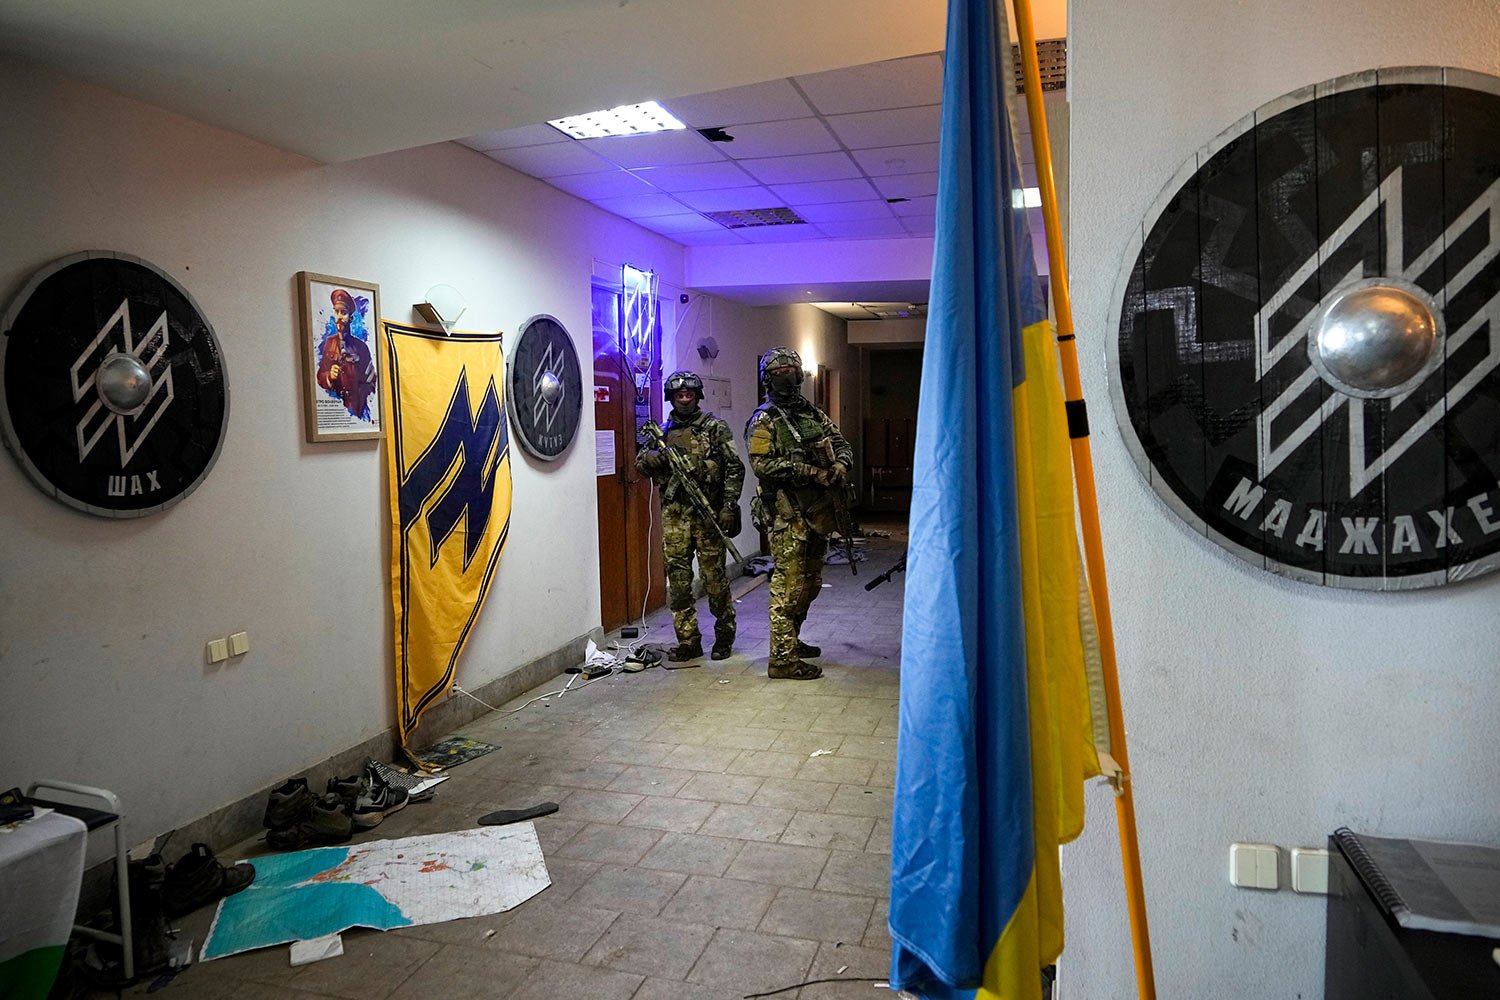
593,284,666,632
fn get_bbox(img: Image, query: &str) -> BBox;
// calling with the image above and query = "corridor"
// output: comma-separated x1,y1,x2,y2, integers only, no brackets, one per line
138,528,910,1000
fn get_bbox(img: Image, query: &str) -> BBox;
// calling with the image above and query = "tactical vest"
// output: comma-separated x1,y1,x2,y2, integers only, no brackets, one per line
749,402,842,536
660,411,728,509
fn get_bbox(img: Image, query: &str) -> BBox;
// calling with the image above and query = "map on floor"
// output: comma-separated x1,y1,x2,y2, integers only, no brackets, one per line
410,736,497,771
201,826,550,960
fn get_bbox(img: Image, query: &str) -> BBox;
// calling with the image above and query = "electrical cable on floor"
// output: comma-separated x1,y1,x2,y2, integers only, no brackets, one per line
742,977,887,998
452,675,608,717
611,452,662,663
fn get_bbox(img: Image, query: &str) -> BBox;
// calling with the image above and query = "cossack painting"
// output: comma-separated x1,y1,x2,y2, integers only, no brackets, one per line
298,271,382,442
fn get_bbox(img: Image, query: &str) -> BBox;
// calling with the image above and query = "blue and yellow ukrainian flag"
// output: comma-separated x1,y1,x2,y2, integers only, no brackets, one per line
384,322,512,753
887,1,1104,997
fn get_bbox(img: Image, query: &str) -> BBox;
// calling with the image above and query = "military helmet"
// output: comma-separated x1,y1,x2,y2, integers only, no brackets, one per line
664,370,704,401
759,347,804,384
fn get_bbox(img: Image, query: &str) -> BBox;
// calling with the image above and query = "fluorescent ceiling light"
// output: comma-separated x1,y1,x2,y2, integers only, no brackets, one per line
547,101,687,139
1011,186,1042,209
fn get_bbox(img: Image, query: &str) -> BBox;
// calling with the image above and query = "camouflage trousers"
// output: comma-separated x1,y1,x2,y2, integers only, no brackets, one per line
768,524,828,666
663,506,735,646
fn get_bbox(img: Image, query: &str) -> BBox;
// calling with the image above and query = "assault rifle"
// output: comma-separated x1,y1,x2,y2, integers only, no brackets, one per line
815,438,859,575
640,421,744,566
863,551,907,591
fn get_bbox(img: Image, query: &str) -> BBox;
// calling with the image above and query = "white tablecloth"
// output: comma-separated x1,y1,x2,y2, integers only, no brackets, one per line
0,809,88,997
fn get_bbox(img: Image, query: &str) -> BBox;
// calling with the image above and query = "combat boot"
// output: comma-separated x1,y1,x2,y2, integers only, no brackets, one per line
666,640,703,662
768,659,822,680
711,632,734,660
795,640,822,657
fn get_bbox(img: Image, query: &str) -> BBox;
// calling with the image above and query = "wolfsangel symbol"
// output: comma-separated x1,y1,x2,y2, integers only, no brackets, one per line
1109,68,1500,589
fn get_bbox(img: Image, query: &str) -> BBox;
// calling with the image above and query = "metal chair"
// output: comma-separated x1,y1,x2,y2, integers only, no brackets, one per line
25,780,133,981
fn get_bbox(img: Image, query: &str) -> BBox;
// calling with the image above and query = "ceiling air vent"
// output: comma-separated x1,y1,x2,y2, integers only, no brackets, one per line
702,207,807,230
1011,38,1067,94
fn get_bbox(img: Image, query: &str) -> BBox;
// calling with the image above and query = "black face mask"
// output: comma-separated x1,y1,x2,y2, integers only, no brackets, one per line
767,373,801,399
671,398,700,418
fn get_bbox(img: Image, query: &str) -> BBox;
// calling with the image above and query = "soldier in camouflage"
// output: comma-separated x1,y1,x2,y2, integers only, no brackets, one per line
636,371,746,662
744,347,853,680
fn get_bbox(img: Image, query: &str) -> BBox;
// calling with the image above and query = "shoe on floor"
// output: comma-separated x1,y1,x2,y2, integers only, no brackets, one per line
327,772,365,808
768,659,823,680
352,771,409,830
710,641,733,660
163,843,255,917
266,794,353,848
795,640,822,658
262,777,314,830
666,641,703,663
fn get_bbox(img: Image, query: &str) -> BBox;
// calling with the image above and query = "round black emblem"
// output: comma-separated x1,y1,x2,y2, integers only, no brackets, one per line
1110,68,1500,589
505,314,581,461
1,251,230,517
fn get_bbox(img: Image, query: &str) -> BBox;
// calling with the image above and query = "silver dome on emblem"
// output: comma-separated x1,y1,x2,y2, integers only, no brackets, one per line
1306,276,1443,399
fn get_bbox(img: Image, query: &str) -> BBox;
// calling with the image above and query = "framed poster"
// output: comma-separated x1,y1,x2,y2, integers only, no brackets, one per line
298,271,382,442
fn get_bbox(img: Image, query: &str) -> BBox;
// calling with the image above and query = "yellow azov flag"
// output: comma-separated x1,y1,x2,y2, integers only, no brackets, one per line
384,322,512,753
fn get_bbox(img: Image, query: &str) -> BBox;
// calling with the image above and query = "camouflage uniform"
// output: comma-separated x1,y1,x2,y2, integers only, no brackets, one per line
636,375,745,659
745,349,852,680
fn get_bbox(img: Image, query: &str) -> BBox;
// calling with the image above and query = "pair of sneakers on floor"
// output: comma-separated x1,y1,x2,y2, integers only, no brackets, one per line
262,762,409,848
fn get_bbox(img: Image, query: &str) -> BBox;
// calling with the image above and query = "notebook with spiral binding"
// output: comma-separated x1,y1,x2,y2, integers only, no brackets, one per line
1333,827,1500,938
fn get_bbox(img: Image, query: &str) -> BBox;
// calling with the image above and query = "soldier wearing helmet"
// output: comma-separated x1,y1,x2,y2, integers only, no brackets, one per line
743,347,852,680
635,370,746,662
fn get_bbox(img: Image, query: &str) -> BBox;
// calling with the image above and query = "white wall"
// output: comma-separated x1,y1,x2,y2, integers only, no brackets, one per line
0,59,686,845
1066,3,1500,999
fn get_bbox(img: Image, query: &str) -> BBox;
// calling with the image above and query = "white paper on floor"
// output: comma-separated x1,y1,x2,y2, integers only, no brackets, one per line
289,932,343,966
202,824,550,960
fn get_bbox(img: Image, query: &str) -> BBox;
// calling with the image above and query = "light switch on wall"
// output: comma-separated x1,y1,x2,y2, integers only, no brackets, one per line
206,637,229,663
1291,847,1329,894
228,631,250,656
1230,842,1280,890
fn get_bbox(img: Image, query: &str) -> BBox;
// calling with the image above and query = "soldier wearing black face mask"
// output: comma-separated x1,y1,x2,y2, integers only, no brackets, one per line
744,348,852,680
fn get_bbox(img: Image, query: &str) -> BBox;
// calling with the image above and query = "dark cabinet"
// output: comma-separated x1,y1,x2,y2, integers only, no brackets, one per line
1326,836,1500,999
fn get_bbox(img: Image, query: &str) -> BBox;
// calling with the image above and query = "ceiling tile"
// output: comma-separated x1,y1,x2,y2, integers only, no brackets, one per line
736,224,826,242
825,105,942,150
888,194,937,217
592,192,693,219
671,229,750,246
815,217,910,239
581,129,726,168
639,213,725,234
716,118,841,159
769,178,878,206
795,54,943,115
850,142,940,176
662,79,815,128
873,172,939,199
675,187,785,212
737,151,862,186
793,201,897,223
902,216,937,237
629,160,759,193
486,142,614,178
461,122,567,152
547,169,659,200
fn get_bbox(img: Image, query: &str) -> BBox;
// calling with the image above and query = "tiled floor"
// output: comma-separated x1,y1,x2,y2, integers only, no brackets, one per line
116,527,909,1000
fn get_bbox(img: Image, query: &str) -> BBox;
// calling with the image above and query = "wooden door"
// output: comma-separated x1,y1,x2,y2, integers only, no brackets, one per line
593,285,665,632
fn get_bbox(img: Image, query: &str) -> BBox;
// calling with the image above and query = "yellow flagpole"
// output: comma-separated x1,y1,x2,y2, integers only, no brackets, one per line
1007,2,1158,998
